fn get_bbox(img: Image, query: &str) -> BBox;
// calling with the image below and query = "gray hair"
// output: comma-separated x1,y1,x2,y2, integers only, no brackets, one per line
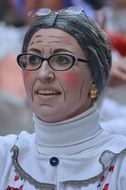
22,9,112,97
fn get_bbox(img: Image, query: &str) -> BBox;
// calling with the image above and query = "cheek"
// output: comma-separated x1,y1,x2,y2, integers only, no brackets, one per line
23,71,33,84
22,71,35,93
61,72,80,87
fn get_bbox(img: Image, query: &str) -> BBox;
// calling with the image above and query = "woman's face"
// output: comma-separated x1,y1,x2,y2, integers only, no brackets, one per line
23,28,93,122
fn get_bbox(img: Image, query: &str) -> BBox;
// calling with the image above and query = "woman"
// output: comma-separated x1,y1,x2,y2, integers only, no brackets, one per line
1,6,126,190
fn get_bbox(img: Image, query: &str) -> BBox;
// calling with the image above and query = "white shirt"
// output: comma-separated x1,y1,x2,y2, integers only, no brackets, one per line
0,105,126,189
100,97,126,137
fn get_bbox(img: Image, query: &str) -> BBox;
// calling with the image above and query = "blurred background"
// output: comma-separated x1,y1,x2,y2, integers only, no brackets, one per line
0,0,126,136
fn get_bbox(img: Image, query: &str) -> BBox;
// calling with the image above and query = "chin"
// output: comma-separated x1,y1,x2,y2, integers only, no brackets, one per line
38,116,59,123
37,112,66,123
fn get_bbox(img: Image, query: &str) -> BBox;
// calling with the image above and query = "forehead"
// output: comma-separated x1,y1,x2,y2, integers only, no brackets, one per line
29,28,79,46
31,28,73,37
28,28,85,57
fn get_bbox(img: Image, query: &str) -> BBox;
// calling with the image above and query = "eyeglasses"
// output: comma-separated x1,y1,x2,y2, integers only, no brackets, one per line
28,6,85,25
17,53,89,71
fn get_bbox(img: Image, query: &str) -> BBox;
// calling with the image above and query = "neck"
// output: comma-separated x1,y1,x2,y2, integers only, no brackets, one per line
34,105,102,155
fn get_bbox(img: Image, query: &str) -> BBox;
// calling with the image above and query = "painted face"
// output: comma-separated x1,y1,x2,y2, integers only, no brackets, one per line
23,28,93,122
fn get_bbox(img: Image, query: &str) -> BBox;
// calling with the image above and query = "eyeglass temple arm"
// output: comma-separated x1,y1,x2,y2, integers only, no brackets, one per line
78,58,90,63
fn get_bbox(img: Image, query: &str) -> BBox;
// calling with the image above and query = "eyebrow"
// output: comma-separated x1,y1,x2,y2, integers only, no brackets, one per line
28,48,73,55
53,48,73,54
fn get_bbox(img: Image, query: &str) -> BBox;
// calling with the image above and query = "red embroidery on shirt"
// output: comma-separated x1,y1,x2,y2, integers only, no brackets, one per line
108,165,114,172
100,175,105,182
18,185,23,190
6,185,23,190
14,175,20,181
103,183,109,190
6,186,18,190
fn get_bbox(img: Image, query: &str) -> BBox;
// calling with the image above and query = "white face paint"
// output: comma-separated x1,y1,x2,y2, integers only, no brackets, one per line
23,28,93,122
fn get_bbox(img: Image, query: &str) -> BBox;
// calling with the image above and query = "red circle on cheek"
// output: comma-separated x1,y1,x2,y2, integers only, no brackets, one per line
23,71,32,82
62,72,80,87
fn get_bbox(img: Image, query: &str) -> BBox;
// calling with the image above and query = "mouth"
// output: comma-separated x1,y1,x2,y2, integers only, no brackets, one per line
36,89,61,96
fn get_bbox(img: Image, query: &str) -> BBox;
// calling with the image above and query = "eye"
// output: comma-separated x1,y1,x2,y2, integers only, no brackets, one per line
56,55,71,66
50,54,75,70
28,54,41,66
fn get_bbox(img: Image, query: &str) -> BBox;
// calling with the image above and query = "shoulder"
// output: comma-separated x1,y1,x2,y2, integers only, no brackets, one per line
0,133,18,178
0,131,34,184
0,131,34,156
112,149,126,188
101,118,126,137
116,149,126,168
0,134,18,154
0,131,34,169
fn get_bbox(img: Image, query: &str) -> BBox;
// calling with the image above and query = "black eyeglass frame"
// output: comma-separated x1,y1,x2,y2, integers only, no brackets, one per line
17,52,90,71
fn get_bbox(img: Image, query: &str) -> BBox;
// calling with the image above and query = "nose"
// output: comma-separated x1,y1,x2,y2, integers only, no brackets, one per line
38,60,55,82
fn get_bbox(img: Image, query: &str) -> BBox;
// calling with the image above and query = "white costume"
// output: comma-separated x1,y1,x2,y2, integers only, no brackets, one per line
0,106,126,190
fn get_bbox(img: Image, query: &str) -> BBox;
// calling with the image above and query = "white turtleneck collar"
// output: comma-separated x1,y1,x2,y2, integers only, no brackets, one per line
33,105,103,155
